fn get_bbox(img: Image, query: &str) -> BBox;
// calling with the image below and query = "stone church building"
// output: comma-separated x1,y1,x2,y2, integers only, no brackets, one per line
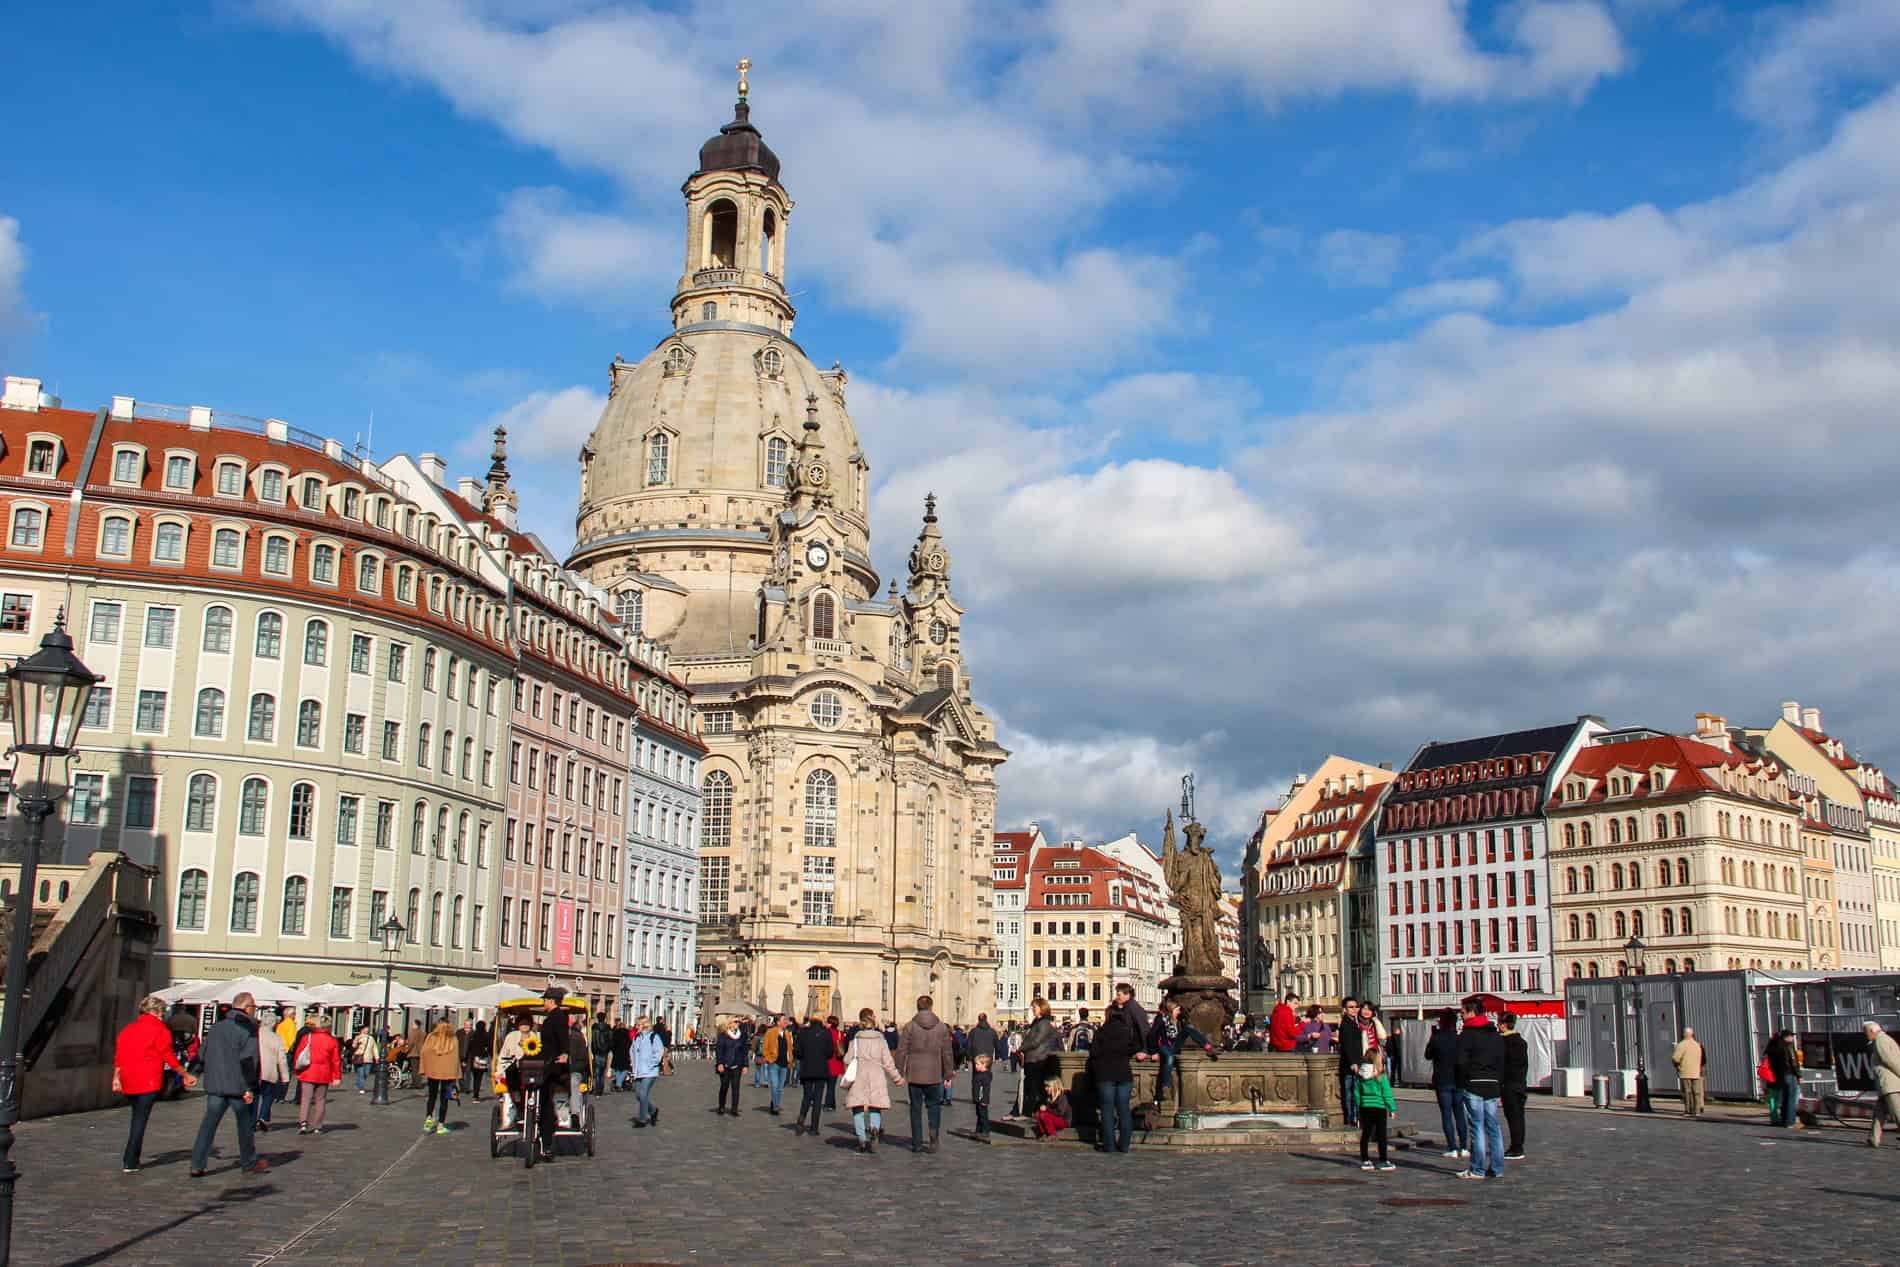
566,74,1008,1023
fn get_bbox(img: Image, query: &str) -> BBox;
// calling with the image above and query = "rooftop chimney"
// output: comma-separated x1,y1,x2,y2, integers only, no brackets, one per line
457,476,482,503
3,377,42,411
1803,707,1822,732
1781,700,1801,725
110,395,135,420
419,453,448,486
1694,712,1726,736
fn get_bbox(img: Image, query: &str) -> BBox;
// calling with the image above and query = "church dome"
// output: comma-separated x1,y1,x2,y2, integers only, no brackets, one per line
697,101,781,183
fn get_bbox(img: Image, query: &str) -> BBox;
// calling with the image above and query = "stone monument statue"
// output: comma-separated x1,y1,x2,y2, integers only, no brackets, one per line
1159,809,1239,1039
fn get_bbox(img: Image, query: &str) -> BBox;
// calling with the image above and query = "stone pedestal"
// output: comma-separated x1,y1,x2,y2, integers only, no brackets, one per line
1160,971,1238,1040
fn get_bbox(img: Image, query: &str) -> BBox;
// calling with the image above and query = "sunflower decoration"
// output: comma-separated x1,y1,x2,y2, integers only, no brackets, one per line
522,1033,543,1057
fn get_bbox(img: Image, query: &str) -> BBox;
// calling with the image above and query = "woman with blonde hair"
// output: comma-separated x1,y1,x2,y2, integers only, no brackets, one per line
841,1008,903,1154
419,1018,461,1134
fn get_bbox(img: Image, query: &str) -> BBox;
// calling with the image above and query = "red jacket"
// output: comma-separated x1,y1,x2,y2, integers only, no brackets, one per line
1268,1004,1301,1052
114,1012,185,1096
294,1031,343,1084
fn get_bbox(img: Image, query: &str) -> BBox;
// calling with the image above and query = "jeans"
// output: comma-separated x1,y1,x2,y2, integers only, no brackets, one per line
1095,1079,1133,1152
1775,1079,1802,1126
633,1075,658,1123
971,1069,992,1136
717,1067,742,1112
1340,1071,1359,1125
355,1062,371,1092
191,1093,256,1172
1462,1091,1504,1177
594,1054,610,1091
798,1077,826,1127
1434,1083,1468,1150
753,1058,766,1088
908,1082,943,1150
254,1079,282,1124
766,1062,788,1110
123,1091,159,1169
1154,1049,1175,1103
853,1108,882,1142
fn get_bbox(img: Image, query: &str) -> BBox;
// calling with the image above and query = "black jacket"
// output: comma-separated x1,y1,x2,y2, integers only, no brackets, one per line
610,1025,633,1069
1456,1019,1505,1098
1337,1017,1365,1072
795,1021,836,1080
590,1021,611,1056
1424,1027,1461,1088
1766,1039,1801,1080
967,1021,999,1061
200,1010,261,1098
715,1029,749,1069
540,1010,571,1069
1501,1032,1529,1092
1085,1006,1143,1085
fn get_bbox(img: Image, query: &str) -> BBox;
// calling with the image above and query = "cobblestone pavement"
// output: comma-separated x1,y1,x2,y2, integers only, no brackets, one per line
12,1064,1896,1266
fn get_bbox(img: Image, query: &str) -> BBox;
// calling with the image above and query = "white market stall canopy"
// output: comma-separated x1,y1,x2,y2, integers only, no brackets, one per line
152,979,209,1003
176,975,317,1006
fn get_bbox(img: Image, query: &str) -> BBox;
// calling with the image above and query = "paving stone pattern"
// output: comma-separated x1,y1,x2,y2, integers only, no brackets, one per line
11,1064,1897,1266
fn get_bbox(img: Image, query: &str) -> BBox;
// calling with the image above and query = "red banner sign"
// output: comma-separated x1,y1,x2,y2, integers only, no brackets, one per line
554,900,576,966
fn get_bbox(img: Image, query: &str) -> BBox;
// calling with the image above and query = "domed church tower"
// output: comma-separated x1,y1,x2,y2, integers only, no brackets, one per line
569,63,1008,1026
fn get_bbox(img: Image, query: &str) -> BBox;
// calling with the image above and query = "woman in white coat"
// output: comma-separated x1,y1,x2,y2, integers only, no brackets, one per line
841,1007,903,1155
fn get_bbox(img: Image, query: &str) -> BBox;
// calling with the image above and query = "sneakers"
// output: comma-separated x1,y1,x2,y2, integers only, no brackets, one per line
1441,1149,1461,1157
435,1124,449,1136
1360,1159,1375,1171
122,1166,140,1174
1377,1162,1396,1172
422,1117,435,1132
1504,1151,1526,1160
297,1124,310,1135
243,1160,271,1174
1455,1169,1484,1180
1458,1148,1470,1157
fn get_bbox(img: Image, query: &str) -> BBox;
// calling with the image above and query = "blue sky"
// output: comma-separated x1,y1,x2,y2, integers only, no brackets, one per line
7,1,1900,869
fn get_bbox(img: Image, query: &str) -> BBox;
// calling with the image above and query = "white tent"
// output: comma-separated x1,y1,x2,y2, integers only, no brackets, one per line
413,985,470,1006
177,975,316,1006
152,979,209,1003
445,982,535,1009
304,983,367,1005
326,979,433,1008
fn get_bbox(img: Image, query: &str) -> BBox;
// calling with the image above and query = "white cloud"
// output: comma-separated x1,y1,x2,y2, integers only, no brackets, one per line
495,188,674,305
1738,0,1900,132
1316,229,1405,287
0,216,37,355
1375,277,1504,318
451,384,608,549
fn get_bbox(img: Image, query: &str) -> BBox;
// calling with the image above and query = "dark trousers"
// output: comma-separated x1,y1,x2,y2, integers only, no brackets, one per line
971,1069,992,1136
1359,1106,1389,1162
908,1081,943,1150
1022,1060,1050,1116
1095,1079,1133,1152
798,1076,826,1127
191,1093,256,1172
538,1074,569,1148
717,1066,742,1112
254,1079,282,1124
122,1091,159,1169
825,1074,838,1109
1502,1087,1527,1154
1339,1071,1359,1125
426,1078,454,1121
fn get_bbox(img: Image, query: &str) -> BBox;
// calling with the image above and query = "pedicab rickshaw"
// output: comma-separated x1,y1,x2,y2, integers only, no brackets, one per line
487,992,596,1166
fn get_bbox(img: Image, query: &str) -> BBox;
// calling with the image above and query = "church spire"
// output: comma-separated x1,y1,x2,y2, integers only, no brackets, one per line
482,424,519,529
906,491,952,600
784,392,832,511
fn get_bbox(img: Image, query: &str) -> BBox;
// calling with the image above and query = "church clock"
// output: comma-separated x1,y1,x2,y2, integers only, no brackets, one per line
805,542,831,570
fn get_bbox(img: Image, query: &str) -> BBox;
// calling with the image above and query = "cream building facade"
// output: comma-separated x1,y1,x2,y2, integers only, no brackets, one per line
565,81,1007,1024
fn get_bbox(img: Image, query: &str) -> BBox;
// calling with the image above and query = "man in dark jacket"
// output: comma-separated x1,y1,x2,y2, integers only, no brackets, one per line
590,1016,612,1094
537,991,572,1158
1455,997,1506,1179
1336,998,1364,1127
1424,1009,1467,1156
1499,1011,1529,1160
190,992,267,1177
1087,1000,1144,1153
1070,1007,1094,1051
714,1018,748,1115
792,1015,835,1137
896,996,956,1154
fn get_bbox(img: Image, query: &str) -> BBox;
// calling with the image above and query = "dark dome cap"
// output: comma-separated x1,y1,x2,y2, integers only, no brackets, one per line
697,100,781,182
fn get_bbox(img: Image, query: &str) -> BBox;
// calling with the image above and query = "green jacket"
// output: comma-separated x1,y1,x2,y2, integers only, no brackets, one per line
1355,1072,1396,1112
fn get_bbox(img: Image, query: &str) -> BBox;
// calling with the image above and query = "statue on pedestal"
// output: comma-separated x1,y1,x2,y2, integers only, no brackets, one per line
1158,809,1238,1039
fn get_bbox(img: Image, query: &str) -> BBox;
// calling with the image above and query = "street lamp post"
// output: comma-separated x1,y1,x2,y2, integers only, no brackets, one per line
370,915,405,1106
1625,934,1652,1113
0,615,100,1266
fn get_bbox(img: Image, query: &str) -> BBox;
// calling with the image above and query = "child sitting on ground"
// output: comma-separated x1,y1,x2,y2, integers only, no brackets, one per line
1034,1075,1073,1140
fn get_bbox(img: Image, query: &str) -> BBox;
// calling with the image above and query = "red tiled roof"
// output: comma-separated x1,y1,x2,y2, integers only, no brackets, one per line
1547,734,1784,809
1796,726,1862,773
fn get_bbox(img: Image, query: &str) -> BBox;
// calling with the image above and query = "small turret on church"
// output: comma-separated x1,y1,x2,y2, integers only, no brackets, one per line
481,425,519,529
904,493,968,696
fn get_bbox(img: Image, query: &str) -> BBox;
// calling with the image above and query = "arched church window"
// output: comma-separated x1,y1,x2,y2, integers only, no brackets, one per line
811,592,835,639
765,437,788,488
701,301,717,322
701,771,732,849
807,690,843,731
663,345,686,375
615,589,642,636
646,433,669,487
706,199,738,268
935,661,955,691
803,769,837,849
922,788,939,931
761,208,777,274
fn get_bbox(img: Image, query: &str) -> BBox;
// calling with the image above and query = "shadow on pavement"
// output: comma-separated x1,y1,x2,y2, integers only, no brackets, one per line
57,1186,276,1267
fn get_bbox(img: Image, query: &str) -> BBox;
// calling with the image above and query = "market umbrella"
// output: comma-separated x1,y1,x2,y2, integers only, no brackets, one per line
151,979,209,1003
327,979,432,1008
177,975,316,1006
449,982,536,1009
304,983,366,1005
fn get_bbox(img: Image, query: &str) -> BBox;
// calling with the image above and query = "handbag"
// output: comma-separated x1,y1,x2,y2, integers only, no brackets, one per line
1757,1056,1775,1084
840,1057,859,1088
294,1042,312,1073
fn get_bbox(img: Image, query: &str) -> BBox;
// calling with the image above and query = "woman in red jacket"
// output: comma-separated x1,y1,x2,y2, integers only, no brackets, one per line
113,996,195,1172
294,1014,344,1135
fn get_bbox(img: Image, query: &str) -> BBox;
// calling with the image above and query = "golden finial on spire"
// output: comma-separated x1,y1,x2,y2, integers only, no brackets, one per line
737,57,751,101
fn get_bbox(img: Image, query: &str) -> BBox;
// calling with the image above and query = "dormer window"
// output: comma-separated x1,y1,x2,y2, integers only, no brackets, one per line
216,461,244,496
300,477,323,511
663,345,687,375
25,440,57,476
396,566,414,603
341,487,361,518
760,347,782,378
152,520,186,563
373,497,390,528
358,554,381,593
164,455,194,491
112,449,143,484
646,432,670,487
100,514,133,557
311,543,337,584
259,469,285,502
263,535,291,575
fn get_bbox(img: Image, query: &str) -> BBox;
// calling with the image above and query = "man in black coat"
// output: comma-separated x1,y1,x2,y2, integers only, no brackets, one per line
189,992,267,1177
1455,997,1507,1179
1499,1011,1529,1159
1336,998,1364,1126
792,1015,836,1138
536,991,572,1158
